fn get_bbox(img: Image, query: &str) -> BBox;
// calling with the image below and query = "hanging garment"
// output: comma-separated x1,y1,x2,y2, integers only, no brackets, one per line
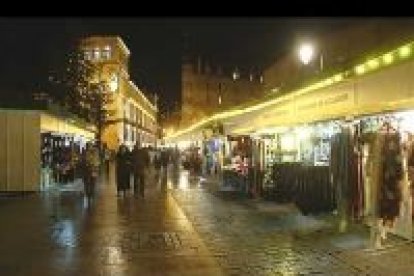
406,137,414,220
362,143,372,217
379,131,403,226
349,125,365,221
330,129,351,222
329,125,367,229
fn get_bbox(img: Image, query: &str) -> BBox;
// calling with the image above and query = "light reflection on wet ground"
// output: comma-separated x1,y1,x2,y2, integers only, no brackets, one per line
0,164,413,275
0,164,222,276
171,169,414,276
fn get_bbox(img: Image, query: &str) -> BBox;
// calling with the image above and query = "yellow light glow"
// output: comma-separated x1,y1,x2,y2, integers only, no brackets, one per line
166,40,414,142
399,45,411,58
177,140,192,150
396,110,414,133
255,126,288,135
355,65,365,75
281,134,296,151
367,59,379,69
382,53,394,64
298,43,314,65
296,127,311,141
333,74,343,82
165,77,333,141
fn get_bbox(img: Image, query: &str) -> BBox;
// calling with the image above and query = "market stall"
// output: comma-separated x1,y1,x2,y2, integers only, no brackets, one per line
220,135,251,194
0,109,95,192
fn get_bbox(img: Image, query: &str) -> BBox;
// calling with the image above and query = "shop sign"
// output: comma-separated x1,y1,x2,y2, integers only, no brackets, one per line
323,92,349,106
260,134,275,139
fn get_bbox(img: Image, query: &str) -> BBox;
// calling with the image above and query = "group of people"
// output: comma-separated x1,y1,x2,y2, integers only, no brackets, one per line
41,139,83,185
115,144,179,198
116,143,149,197
78,142,181,200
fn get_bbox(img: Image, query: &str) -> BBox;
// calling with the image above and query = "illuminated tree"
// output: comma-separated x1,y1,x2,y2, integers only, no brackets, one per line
49,46,114,151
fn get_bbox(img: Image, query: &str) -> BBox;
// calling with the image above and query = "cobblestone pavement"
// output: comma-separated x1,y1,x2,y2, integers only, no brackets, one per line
0,166,222,276
1,165,414,275
171,171,414,276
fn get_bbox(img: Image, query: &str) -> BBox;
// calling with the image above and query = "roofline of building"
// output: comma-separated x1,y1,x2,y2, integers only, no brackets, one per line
167,39,414,140
80,36,131,56
128,80,158,111
0,107,97,134
116,37,131,56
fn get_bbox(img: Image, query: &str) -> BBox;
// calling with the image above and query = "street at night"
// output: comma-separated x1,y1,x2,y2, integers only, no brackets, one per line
0,167,413,275
2,18,414,275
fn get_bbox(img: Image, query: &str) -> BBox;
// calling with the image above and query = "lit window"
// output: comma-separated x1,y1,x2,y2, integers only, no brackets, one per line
102,45,111,60
130,103,134,121
232,69,240,80
84,50,92,60
124,124,128,142
93,48,100,60
124,101,129,119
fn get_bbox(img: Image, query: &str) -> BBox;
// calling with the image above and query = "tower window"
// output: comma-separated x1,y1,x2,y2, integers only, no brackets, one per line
124,124,128,142
93,48,100,60
84,50,92,61
102,46,111,60
130,103,134,122
232,69,240,80
124,100,129,119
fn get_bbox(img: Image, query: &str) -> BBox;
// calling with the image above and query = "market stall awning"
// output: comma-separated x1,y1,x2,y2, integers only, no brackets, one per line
166,40,414,142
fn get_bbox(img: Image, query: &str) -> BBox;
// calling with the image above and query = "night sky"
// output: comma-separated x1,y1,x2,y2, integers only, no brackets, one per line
0,17,359,114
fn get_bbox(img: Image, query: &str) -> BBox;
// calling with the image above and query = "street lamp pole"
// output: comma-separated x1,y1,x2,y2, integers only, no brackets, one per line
319,53,324,72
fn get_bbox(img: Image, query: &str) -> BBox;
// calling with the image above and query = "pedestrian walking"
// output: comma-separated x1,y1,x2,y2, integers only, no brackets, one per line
160,148,170,190
103,143,111,178
81,142,100,201
116,144,131,197
153,150,162,184
172,146,180,181
131,143,150,198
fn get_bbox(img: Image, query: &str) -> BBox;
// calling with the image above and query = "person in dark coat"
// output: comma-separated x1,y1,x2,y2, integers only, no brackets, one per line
116,144,131,197
160,149,170,189
153,150,162,183
131,143,150,198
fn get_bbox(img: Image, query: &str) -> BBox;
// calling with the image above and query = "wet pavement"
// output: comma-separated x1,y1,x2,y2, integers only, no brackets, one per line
0,166,414,275
0,166,222,276
171,172,414,276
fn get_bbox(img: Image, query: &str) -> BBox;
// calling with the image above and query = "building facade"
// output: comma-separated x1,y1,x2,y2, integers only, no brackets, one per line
80,36,158,150
180,56,264,129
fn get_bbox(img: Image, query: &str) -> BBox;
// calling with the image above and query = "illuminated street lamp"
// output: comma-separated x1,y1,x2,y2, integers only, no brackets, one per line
298,43,314,65
298,42,324,72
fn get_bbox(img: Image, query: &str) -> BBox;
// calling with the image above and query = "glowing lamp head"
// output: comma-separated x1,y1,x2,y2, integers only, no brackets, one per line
298,43,315,65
